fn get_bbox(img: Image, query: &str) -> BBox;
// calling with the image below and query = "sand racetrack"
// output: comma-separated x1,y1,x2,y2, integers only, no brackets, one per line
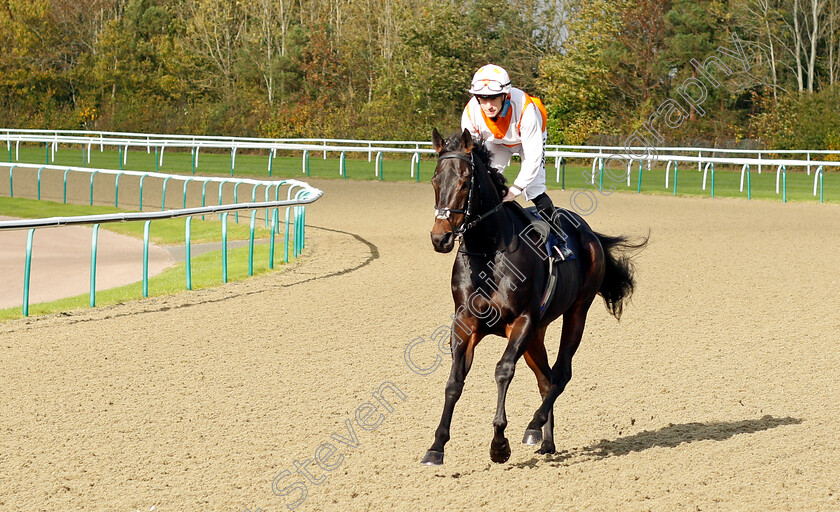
1,178,840,511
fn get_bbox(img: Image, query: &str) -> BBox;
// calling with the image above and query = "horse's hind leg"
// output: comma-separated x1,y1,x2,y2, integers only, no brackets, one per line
526,302,593,454
522,327,553,450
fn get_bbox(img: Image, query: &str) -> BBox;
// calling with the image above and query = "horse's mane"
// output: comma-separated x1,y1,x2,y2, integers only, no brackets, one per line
442,134,508,199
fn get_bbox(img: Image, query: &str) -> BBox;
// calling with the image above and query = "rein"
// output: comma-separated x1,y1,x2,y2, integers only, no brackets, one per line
434,152,505,239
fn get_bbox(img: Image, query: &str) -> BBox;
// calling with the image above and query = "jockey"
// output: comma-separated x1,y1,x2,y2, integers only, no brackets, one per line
461,64,572,260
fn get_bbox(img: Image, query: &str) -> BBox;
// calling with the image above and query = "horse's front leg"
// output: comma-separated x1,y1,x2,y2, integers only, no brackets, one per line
490,316,535,463
421,321,482,466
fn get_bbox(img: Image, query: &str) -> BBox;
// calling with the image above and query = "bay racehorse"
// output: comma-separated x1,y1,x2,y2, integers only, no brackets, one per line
422,128,647,465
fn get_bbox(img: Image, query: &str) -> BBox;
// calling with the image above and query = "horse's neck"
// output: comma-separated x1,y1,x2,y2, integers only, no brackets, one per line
461,166,512,254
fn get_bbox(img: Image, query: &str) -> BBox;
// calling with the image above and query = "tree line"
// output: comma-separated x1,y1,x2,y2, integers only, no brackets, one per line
1,0,838,150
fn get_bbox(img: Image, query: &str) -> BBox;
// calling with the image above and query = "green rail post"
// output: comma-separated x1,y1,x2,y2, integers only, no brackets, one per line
63,168,70,203
249,210,256,276
201,180,209,220
637,162,643,193
118,146,123,170
218,180,230,221
673,162,678,196
114,172,124,207
230,147,236,176
263,186,270,228
155,147,159,172
269,208,277,269
783,166,787,203
161,176,172,211
340,151,346,179
598,158,604,191
22,228,34,317
191,147,196,175
182,178,193,208
233,182,243,223
268,148,273,177
90,224,100,307
9,165,15,197
89,170,99,205
221,212,229,283
275,183,282,235
284,205,292,263
185,216,192,290
377,152,383,181
45,142,49,164
37,166,45,200
819,166,824,203
139,174,147,211
747,168,751,200
302,150,310,176
143,220,151,297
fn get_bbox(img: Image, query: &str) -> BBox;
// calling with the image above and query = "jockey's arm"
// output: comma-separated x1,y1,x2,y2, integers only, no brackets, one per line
460,102,480,140
510,105,544,197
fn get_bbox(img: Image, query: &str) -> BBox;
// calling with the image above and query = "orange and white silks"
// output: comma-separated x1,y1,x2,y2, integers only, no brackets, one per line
461,87,549,201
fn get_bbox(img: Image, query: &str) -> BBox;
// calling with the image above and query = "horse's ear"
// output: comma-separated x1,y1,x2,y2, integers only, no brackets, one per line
432,128,444,153
461,128,474,154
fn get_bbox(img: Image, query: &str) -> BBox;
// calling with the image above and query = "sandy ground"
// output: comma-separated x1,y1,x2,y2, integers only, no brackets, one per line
0,217,174,309
1,176,840,511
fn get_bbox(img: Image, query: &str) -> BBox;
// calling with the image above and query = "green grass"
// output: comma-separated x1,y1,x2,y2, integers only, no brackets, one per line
4,143,836,203
0,196,296,321
0,242,291,321
0,196,273,244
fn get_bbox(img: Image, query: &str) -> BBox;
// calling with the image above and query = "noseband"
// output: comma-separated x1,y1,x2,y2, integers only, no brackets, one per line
434,152,504,239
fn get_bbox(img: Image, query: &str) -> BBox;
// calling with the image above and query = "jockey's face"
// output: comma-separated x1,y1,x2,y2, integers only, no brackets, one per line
476,94,505,119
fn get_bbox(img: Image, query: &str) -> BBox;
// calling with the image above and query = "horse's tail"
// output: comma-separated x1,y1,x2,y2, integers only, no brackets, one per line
595,232,649,320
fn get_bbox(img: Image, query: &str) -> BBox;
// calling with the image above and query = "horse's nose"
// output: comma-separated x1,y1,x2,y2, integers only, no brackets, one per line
430,231,454,252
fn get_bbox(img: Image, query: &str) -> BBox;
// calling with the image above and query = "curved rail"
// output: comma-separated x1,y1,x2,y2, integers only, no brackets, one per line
0,162,322,316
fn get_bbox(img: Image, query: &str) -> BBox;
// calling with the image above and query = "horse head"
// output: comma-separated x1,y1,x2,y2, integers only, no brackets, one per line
430,128,476,253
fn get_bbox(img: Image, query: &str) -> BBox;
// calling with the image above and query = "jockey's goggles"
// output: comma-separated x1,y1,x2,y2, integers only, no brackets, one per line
469,79,511,94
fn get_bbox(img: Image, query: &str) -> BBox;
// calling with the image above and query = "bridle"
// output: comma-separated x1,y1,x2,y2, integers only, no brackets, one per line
433,152,504,239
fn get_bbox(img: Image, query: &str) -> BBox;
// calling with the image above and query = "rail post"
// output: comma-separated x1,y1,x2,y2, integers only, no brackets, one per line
185,216,192,290
63,168,70,203
37,166,45,200
161,176,172,211
221,212,229,283
143,220,151,297
115,172,125,207
89,170,99,205
22,229,34,317
90,224,100,307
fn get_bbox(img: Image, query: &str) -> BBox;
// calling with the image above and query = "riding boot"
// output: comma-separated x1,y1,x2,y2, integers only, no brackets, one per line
532,192,573,260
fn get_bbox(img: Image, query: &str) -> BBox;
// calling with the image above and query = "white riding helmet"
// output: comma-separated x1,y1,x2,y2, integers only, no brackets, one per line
468,64,511,95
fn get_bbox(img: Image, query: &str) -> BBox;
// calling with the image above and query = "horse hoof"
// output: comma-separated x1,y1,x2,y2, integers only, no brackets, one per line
490,438,511,463
421,450,444,466
536,441,556,455
522,429,542,445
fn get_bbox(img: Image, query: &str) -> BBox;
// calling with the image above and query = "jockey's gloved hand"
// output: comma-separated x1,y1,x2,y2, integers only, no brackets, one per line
502,186,521,202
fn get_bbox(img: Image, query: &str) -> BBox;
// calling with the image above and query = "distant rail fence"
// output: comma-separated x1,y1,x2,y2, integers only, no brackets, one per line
3,130,839,190
0,162,322,316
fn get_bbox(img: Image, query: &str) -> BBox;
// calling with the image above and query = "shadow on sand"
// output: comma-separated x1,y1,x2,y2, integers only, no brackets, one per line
507,414,802,470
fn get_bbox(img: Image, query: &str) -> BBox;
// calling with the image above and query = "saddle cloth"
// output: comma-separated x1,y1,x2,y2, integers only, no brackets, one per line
517,206,580,317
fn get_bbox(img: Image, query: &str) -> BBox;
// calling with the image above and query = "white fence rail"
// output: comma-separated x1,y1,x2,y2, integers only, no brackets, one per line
0,162,322,316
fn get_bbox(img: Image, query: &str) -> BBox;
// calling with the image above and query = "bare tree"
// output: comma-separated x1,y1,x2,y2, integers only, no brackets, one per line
184,0,248,90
